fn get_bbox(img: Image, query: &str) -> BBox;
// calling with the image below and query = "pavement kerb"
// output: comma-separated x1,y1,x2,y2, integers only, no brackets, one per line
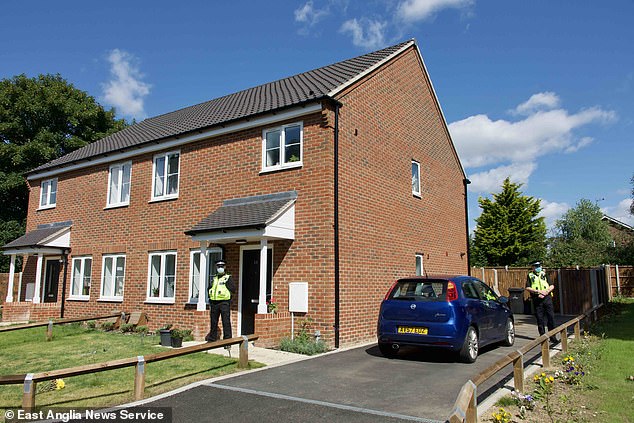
476,335,573,416
117,340,377,409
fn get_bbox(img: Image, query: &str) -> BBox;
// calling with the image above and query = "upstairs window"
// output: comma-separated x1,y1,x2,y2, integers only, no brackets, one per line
40,178,58,209
412,160,421,197
70,257,92,299
107,162,132,207
152,151,180,200
262,123,303,171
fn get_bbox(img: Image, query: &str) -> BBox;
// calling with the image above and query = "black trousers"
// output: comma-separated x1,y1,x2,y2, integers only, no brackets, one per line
207,300,232,341
534,296,555,337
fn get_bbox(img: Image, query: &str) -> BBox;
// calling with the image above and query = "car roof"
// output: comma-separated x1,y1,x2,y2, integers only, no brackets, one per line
396,275,472,283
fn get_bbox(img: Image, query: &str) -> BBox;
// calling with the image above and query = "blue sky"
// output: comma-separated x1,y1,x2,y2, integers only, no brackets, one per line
2,0,633,231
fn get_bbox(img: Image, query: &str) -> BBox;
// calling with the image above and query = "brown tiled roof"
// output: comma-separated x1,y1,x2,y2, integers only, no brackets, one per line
185,191,297,235
29,40,414,175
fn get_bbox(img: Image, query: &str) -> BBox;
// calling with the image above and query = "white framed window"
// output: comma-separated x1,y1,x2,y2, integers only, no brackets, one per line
70,256,92,300
39,178,58,209
412,160,421,197
152,151,180,201
189,248,223,303
107,162,132,207
147,251,177,303
416,254,424,276
100,254,125,301
262,122,303,172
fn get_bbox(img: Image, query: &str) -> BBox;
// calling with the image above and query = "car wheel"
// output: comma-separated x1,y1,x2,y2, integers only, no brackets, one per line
378,342,398,358
502,318,515,347
459,327,478,363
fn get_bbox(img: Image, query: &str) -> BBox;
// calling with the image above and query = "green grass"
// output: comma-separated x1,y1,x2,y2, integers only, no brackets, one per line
583,298,634,423
0,324,263,413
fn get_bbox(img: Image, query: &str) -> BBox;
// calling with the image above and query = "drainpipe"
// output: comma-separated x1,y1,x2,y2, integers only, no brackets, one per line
463,178,471,276
333,102,341,349
60,249,69,318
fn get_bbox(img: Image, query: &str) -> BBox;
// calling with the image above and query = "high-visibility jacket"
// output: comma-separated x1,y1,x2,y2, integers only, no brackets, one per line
528,271,552,296
209,274,232,301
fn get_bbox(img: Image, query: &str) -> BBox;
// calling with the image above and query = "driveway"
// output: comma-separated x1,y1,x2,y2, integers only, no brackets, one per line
142,314,572,422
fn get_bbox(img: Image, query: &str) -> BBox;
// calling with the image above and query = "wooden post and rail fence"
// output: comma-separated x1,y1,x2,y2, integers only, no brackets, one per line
446,303,603,423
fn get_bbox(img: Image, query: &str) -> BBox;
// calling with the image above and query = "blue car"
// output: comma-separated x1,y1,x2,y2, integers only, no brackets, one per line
377,276,515,362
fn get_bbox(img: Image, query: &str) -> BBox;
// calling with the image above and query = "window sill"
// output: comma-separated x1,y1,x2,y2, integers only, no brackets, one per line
67,296,90,301
259,162,302,175
148,195,179,204
98,297,123,303
104,203,129,210
37,205,56,211
145,298,175,305
412,192,422,199
186,299,209,305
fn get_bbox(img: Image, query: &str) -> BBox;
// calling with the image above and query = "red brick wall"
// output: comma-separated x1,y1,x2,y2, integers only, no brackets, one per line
25,111,336,342
335,46,468,346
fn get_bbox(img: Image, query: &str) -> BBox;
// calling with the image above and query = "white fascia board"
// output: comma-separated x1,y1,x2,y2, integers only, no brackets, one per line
3,247,64,255
190,228,265,244
327,40,415,98
27,103,323,181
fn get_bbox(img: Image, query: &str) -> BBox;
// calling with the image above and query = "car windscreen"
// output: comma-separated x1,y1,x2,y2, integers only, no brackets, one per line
388,279,446,301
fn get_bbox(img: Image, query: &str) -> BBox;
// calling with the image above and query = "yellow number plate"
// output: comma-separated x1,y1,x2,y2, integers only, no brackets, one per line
397,326,428,335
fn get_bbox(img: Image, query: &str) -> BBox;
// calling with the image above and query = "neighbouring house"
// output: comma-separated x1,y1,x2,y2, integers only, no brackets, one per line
2,39,469,348
602,214,634,247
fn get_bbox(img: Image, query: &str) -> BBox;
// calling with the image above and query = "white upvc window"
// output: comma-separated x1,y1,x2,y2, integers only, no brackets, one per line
262,122,303,172
412,160,421,197
416,254,424,276
100,254,125,301
152,151,180,201
147,251,177,302
189,248,223,303
70,256,92,299
107,162,132,207
39,178,58,209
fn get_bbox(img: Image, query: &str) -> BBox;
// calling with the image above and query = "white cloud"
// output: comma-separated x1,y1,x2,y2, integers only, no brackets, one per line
468,162,535,193
102,49,151,119
603,199,634,227
449,94,616,169
539,199,570,229
512,91,560,116
340,18,387,49
295,1,329,26
396,0,473,22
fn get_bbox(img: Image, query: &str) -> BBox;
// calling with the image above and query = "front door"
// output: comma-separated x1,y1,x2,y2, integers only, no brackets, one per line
240,249,272,335
43,259,61,303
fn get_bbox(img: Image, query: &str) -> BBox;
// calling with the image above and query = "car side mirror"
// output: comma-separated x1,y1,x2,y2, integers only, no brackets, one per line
497,296,509,304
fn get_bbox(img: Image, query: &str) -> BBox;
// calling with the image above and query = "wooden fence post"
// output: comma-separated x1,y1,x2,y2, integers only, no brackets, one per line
605,264,612,301
466,381,477,423
22,373,36,410
239,336,249,369
134,356,145,401
513,352,524,393
615,265,621,296
560,327,568,353
541,339,550,368
46,319,53,341
574,321,581,341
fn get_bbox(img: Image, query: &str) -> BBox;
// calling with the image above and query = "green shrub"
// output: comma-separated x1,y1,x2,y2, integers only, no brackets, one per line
100,322,115,331
85,320,96,329
119,323,135,333
170,328,192,340
135,325,149,335
279,337,327,355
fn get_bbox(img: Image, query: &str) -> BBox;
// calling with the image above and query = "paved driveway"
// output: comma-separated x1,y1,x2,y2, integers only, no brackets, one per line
143,314,572,422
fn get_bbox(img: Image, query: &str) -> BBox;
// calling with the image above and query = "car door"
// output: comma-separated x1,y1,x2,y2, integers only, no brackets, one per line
460,280,489,339
474,280,505,343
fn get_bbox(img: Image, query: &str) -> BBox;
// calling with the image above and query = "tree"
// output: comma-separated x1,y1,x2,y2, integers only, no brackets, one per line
630,173,634,216
547,199,612,267
0,74,126,271
472,178,546,266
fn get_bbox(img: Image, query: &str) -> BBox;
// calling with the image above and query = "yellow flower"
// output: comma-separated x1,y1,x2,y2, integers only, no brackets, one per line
55,379,65,390
549,376,554,382
541,372,546,377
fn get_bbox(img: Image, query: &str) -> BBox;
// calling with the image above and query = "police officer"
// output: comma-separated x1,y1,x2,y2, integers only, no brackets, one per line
525,261,557,343
205,259,235,343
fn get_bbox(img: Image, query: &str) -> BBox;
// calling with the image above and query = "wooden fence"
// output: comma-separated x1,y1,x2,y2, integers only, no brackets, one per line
471,266,612,315
447,303,604,423
605,265,634,297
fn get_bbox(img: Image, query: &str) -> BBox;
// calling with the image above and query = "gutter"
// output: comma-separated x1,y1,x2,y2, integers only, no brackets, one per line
463,178,471,275
333,102,341,349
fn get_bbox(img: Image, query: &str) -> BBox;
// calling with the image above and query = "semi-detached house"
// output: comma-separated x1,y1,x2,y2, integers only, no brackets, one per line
2,39,469,348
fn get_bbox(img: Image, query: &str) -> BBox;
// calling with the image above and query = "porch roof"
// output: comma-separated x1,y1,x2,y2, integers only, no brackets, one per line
2,222,71,255
185,191,296,243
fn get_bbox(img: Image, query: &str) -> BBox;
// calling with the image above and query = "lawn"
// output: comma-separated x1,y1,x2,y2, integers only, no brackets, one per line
485,298,634,423
0,323,263,414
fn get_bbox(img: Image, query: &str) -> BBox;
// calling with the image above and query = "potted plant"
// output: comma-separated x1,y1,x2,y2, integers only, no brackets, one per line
170,328,191,348
159,324,172,347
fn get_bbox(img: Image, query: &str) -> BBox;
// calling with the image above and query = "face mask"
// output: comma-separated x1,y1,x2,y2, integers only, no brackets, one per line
217,267,225,274
534,267,542,273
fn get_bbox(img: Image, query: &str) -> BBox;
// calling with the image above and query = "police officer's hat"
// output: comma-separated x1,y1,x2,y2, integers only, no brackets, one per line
215,259,226,266
531,261,541,267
